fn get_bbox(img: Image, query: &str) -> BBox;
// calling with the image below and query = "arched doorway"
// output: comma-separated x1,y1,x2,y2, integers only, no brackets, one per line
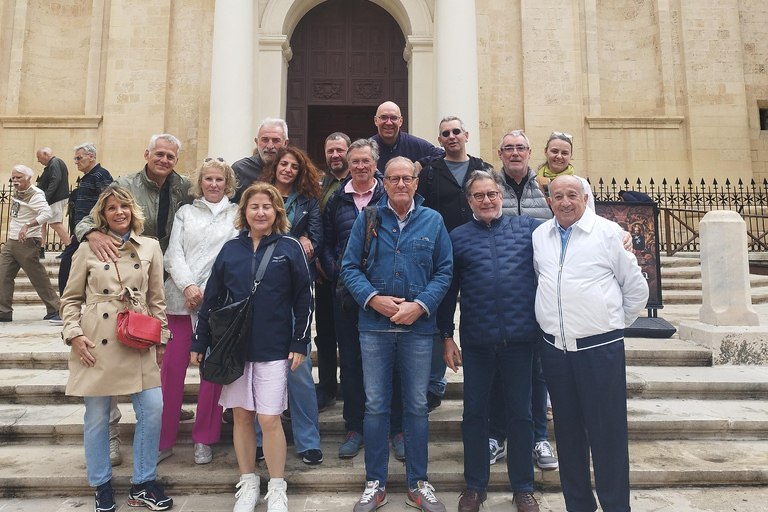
285,0,409,168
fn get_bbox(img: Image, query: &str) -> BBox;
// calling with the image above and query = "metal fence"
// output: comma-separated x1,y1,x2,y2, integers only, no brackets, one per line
3,178,768,254
0,184,68,252
593,177,768,255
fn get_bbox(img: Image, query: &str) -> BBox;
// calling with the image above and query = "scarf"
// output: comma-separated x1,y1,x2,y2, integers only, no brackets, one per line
538,163,575,180
13,185,36,204
283,189,300,227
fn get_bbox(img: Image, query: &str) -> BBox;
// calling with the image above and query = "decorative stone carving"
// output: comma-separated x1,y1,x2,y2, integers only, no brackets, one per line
353,81,382,100
313,81,342,99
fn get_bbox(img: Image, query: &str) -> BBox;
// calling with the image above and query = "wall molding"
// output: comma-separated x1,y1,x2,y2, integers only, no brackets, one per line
0,116,103,129
585,116,684,129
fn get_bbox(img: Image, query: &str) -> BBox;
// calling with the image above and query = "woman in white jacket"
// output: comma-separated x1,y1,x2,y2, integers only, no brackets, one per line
158,157,239,464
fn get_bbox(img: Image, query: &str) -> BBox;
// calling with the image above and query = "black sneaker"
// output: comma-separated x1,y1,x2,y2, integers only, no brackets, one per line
317,392,337,413
426,391,442,413
95,481,116,512
127,480,173,510
39,248,45,259
301,448,324,465
256,446,265,462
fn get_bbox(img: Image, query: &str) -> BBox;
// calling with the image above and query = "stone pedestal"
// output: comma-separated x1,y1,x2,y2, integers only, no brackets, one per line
698,211,759,326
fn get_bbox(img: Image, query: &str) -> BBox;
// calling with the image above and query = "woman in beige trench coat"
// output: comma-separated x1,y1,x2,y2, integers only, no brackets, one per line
60,184,173,512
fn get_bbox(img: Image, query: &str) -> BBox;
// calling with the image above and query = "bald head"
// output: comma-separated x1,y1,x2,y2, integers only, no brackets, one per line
548,175,588,229
36,147,53,166
374,101,403,146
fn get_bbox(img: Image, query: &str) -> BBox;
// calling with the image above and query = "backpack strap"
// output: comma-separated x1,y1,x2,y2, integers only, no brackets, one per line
361,205,381,268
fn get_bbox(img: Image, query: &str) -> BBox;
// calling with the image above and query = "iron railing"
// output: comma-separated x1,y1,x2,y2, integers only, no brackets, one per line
0,184,68,252
593,177,768,255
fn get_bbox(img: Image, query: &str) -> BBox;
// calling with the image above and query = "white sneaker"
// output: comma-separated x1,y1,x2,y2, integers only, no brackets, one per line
158,447,173,464
109,437,122,466
194,442,213,464
489,438,506,465
234,473,260,512
265,479,288,512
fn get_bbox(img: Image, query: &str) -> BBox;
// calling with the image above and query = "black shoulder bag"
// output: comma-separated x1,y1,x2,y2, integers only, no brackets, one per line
335,206,381,317
201,240,277,385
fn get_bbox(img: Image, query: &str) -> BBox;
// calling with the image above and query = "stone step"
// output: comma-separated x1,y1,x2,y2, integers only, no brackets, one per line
13,278,59,293
0,439,766,496
659,256,701,268
663,275,768,291
661,266,702,279
0,336,714,370
2,398,766,443
3,365,766,405
663,288,768,305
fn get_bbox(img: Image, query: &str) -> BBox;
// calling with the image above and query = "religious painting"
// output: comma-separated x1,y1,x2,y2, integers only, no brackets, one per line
595,201,663,308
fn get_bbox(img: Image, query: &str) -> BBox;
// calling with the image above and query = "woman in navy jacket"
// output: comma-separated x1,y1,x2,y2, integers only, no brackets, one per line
190,182,313,512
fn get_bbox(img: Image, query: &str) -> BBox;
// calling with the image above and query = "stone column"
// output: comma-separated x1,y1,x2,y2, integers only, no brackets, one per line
433,0,480,155
698,211,759,326
208,0,255,162
405,36,435,140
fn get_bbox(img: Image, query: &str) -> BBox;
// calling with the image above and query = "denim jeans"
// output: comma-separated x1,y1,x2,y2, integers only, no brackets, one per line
333,292,366,433
255,343,320,452
488,341,548,443
461,342,534,493
428,334,447,396
359,330,432,489
83,387,163,487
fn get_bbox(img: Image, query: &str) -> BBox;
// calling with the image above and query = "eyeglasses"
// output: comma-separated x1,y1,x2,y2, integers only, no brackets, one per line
377,115,401,123
350,158,374,167
385,176,416,185
472,191,500,202
552,131,573,140
501,145,529,154
441,128,462,138
73,156,86,162
204,157,225,163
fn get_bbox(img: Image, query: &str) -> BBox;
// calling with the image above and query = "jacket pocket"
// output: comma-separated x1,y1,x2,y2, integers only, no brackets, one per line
411,239,435,268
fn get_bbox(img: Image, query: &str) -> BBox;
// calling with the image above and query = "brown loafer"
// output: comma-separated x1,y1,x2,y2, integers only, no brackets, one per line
512,492,539,512
458,488,487,512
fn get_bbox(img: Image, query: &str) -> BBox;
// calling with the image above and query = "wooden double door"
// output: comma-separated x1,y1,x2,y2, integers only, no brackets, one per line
286,0,409,169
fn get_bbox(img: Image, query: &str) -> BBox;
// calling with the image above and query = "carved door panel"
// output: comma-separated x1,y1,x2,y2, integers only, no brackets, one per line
287,0,408,166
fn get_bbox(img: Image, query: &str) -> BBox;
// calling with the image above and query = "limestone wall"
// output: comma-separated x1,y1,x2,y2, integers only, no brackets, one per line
0,0,766,191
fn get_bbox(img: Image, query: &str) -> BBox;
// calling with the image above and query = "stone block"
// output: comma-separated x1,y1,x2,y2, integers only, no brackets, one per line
679,321,768,365
698,211,760,326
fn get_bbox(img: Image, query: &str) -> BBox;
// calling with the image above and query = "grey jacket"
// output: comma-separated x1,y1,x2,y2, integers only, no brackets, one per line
501,167,553,221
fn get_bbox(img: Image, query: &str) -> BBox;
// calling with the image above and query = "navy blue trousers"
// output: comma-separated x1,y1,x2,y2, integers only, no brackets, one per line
539,338,631,512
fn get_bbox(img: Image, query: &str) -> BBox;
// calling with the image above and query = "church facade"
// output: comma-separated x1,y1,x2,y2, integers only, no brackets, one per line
1,0,766,186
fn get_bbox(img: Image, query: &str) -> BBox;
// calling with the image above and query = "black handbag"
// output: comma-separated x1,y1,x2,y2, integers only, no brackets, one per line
335,205,380,317
201,241,277,385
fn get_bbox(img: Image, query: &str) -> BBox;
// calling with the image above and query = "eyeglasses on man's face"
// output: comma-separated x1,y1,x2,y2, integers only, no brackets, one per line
377,115,401,123
501,145,529,154
472,191,500,202
385,175,416,185
441,128,462,138
74,155,88,162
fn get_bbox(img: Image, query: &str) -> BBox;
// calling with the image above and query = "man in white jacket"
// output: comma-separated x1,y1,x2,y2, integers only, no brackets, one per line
532,175,648,512
0,165,60,323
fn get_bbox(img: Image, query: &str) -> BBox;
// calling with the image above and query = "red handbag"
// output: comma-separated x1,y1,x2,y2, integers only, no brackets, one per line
114,263,161,350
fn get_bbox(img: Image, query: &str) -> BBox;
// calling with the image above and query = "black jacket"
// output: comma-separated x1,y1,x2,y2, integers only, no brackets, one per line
289,195,323,277
37,156,70,205
232,154,265,204
417,155,494,233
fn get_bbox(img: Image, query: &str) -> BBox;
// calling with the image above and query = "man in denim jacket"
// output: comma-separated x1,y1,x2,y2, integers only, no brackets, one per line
341,156,453,512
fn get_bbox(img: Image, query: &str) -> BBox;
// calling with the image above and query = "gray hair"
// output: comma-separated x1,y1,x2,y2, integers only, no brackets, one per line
384,156,417,177
499,129,531,149
148,134,182,155
325,131,351,148
347,138,380,162
73,142,97,158
258,117,289,141
463,170,505,200
12,164,34,179
439,115,466,133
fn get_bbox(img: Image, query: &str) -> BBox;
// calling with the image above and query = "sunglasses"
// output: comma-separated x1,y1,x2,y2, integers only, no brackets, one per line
204,157,225,163
441,128,462,137
552,131,573,140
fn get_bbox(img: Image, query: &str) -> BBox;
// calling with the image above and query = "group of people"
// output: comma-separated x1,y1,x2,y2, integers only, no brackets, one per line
0,99,649,512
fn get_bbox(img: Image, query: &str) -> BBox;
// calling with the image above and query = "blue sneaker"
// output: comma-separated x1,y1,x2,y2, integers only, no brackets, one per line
339,430,364,458
127,480,173,510
95,481,116,512
392,432,405,461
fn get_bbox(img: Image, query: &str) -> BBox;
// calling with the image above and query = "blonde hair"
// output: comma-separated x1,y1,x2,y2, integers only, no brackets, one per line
235,182,289,234
92,184,145,235
190,157,238,199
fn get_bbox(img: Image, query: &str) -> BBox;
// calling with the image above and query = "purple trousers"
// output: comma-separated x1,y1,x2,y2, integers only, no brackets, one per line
160,314,223,449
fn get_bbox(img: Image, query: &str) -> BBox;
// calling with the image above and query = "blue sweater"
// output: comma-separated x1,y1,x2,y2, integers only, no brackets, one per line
191,231,314,361
437,215,542,346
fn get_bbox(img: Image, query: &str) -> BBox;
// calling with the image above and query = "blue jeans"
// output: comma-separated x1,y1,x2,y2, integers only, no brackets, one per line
255,343,320,452
359,331,432,489
488,342,548,443
83,387,163,487
428,334,447,396
461,342,534,493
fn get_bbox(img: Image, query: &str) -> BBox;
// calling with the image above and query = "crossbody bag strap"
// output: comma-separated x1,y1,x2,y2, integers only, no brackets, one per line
250,240,278,294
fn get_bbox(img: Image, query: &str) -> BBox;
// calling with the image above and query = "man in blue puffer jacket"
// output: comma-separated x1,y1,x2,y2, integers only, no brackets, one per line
438,169,542,512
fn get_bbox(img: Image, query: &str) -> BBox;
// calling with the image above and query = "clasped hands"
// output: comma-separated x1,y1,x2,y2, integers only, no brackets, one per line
368,295,424,326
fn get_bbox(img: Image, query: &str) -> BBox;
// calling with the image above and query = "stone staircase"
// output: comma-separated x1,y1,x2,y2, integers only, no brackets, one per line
661,254,768,304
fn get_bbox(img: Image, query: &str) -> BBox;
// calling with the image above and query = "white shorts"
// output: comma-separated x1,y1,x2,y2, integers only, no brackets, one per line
219,359,290,415
48,198,67,224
